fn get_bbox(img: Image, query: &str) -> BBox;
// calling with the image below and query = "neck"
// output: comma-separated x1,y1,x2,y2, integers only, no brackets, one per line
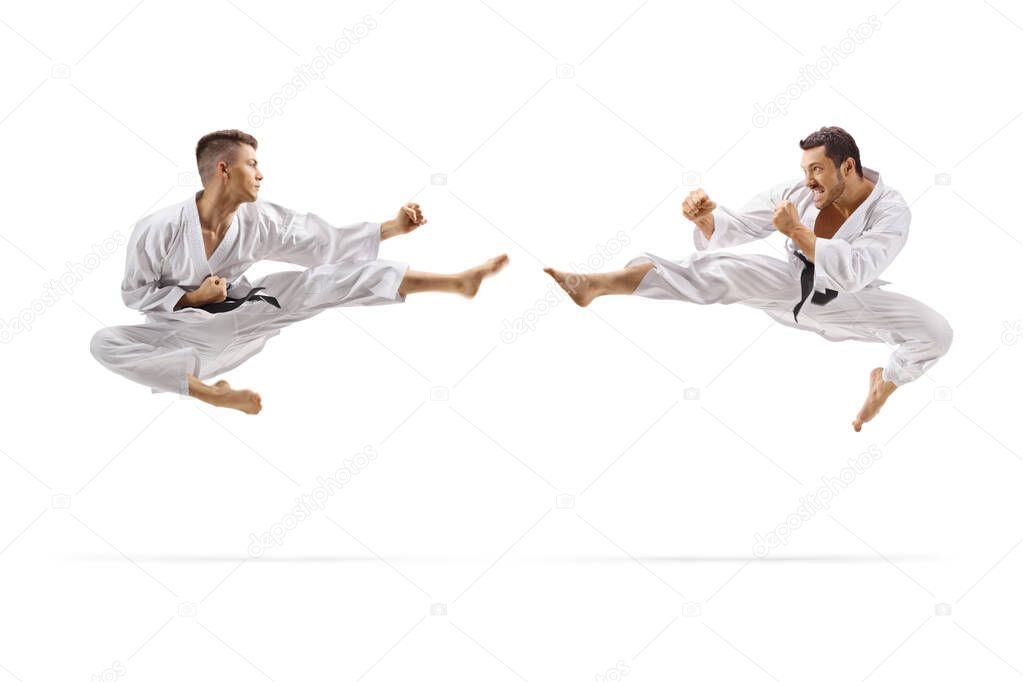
832,173,874,218
196,189,241,235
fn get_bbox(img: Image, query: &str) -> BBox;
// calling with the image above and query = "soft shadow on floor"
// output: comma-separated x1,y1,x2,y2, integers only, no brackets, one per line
69,553,935,563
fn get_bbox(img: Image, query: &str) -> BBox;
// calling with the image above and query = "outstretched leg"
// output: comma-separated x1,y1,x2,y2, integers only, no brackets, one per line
543,263,654,307
187,375,262,415
546,252,798,307
399,255,509,297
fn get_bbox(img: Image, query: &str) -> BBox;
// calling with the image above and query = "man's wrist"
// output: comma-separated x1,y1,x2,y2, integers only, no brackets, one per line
694,215,715,240
790,225,816,258
380,219,397,240
176,290,200,310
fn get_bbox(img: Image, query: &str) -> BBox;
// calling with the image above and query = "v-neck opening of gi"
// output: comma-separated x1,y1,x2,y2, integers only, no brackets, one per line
829,167,881,242
190,192,239,272
793,168,882,255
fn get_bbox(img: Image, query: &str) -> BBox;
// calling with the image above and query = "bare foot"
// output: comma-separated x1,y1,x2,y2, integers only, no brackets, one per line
200,379,263,414
543,267,597,307
852,367,897,432
458,254,510,298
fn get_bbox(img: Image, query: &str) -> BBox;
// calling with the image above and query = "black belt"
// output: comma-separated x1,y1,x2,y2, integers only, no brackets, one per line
792,251,837,322
197,287,281,314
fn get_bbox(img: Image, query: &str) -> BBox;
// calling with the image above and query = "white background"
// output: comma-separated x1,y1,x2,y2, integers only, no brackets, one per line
2,0,1022,679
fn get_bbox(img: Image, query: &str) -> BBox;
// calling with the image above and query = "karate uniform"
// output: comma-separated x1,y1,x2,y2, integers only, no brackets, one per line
90,193,409,395
627,168,952,385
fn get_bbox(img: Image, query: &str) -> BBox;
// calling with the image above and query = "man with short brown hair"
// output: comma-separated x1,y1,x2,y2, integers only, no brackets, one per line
545,126,952,431
91,129,508,414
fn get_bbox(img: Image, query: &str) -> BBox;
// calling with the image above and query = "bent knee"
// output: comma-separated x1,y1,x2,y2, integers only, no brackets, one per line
90,327,128,362
924,312,954,357
90,328,112,359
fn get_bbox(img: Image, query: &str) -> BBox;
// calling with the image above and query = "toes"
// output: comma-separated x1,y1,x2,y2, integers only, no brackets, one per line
545,268,568,283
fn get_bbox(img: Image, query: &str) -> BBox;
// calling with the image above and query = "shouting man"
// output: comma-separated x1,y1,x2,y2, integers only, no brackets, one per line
92,129,508,414
545,126,952,431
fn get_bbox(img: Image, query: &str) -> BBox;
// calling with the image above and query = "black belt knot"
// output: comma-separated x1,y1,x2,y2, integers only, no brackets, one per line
197,287,281,314
792,251,837,322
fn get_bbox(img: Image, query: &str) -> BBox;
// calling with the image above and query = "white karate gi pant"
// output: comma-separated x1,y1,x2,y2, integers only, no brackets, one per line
91,244,408,396
627,251,953,386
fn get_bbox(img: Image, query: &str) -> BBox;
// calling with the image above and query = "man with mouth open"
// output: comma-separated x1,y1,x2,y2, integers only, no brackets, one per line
91,129,508,414
545,126,952,432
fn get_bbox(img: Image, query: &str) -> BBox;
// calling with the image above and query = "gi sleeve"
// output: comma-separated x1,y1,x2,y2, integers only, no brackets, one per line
259,201,381,267
813,203,910,293
693,182,786,251
120,222,189,313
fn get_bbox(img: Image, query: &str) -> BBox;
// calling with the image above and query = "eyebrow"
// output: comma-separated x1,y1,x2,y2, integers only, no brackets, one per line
799,163,823,170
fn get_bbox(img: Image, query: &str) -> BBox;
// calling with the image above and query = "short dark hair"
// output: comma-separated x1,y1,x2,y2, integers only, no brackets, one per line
799,126,862,177
195,129,258,186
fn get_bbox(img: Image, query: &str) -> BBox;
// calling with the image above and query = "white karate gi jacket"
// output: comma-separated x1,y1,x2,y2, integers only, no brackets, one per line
121,192,381,321
695,167,908,294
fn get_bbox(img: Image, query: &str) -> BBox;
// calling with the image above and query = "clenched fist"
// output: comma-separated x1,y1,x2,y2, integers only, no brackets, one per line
381,202,427,240
682,189,717,222
195,274,228,306
772,200,802,236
